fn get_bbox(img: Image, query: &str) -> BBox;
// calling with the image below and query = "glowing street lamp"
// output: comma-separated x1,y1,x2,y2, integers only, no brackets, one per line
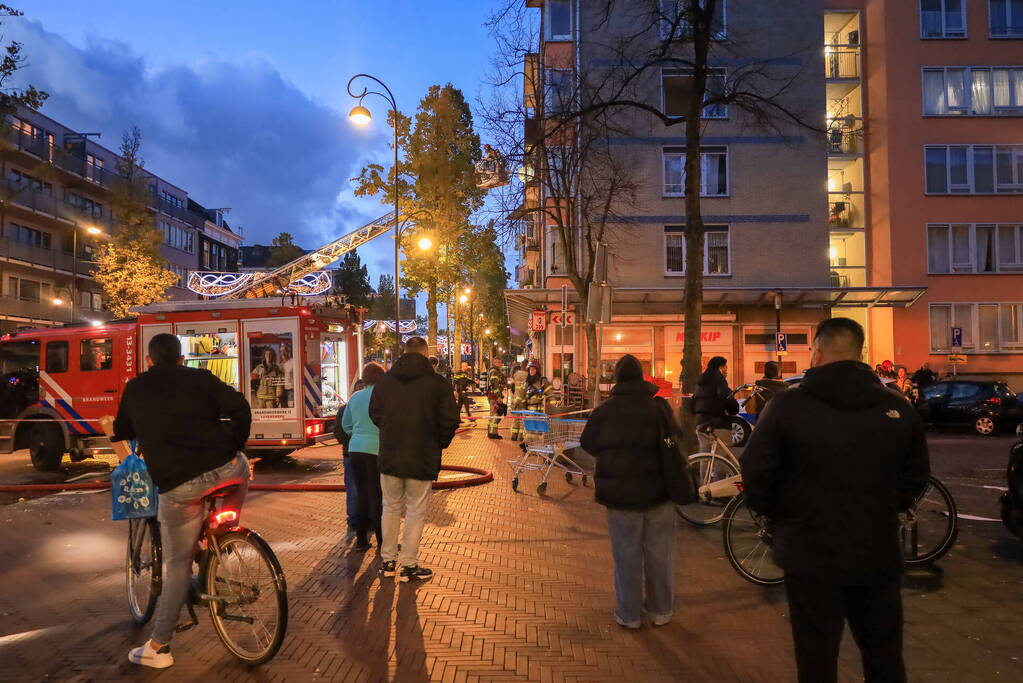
417,236,433,251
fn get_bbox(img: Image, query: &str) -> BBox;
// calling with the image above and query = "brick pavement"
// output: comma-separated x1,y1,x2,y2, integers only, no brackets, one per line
1,427,1022,682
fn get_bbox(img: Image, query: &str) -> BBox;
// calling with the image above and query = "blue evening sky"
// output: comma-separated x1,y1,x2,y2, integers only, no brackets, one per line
9,1,503,287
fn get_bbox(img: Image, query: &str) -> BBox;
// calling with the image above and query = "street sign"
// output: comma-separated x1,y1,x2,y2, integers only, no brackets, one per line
951,327,963,348
461,342,473,356
529,310,547,332
776,332,788,353
549,311,575,327
948,354,967,365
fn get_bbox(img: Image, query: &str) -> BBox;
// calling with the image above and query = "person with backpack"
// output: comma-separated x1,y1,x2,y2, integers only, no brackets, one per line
580,354,687,629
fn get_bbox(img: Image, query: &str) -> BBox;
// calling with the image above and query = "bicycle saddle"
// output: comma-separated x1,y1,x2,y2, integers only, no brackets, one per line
696,423,715,434
203,484,240,500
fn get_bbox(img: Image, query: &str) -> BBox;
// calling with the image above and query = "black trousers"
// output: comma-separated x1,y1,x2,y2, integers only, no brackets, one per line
784,576,906,683
457,392,473,418
348,452,383,544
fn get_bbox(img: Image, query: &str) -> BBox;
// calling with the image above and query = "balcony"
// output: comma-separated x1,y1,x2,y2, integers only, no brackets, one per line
3,128,120,187
516,264,536,287
0,237,97,274
826,119,863,157
5,181,115,232
0,295,63,322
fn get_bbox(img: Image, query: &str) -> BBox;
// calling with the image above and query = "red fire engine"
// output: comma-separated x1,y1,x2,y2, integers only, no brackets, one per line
0,299,359,471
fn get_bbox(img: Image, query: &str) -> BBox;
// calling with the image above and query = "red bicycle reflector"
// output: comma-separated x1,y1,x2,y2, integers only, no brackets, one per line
214,510,238,526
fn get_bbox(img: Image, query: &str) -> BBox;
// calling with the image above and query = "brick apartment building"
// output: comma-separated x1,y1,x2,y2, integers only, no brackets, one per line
0,107,240,333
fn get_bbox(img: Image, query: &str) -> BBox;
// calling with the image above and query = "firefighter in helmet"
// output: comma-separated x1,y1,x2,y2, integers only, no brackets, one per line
509,361,553,441
486,358,508,439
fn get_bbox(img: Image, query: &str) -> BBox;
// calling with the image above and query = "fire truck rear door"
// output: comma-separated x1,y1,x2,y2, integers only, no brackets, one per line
242,317,303,444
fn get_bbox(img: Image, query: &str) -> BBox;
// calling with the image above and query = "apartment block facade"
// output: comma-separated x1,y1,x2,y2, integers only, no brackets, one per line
505,0,924,387
0,107,240,334
843,0,1023,384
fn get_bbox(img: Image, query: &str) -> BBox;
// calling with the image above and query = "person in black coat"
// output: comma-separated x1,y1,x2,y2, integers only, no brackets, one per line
691,356,739,452
742,318,930,683
580,354,679,629
369,336,460,582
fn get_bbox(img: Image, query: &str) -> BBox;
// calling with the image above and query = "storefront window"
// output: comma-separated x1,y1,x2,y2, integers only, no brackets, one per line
601,326,653,347
600,354,652,382
179,332,239,389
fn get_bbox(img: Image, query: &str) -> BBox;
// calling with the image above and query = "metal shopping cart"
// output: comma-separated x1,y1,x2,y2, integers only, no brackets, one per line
507,410,589,495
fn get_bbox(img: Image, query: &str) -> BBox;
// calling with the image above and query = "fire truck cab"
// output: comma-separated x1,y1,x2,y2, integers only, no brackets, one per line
0,299,360,471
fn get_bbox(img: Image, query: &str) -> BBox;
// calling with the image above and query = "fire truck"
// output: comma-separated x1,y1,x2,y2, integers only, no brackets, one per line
0,299,360,471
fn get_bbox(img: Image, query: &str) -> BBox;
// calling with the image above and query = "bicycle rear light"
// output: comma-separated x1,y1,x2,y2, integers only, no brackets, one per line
212,510,238,528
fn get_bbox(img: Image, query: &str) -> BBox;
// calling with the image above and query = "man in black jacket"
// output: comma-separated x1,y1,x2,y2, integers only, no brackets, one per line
691,356,739,452
369,336,459,582
113,333,251,669
742,318,930,683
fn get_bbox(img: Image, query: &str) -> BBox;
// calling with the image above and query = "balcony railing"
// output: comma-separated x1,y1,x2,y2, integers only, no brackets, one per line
0,237,96,274
4,127,120,187
5,180,115,231
825,44,860,80
827,128,863,155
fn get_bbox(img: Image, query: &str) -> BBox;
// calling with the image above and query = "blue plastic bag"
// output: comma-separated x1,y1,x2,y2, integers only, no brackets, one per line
110,444,158,520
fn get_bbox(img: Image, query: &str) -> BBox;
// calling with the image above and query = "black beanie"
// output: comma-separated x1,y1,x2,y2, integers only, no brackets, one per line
613,354,644,383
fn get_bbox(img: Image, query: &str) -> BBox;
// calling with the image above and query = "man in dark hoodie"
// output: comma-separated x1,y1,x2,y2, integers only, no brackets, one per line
369,336,460,582
742,318,930,683
580,354,679,629
691,356,739,451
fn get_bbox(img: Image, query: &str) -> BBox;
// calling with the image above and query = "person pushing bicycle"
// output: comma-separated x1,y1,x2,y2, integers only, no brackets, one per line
113,333,252,669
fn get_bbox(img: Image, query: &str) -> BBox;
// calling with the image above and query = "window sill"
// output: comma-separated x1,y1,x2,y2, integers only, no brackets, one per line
919,36,968,40
988,34,1023,39
923,113,1023,118
663,273,732,278
661,194,731,199
926,271,1023,276
930,349,1023,355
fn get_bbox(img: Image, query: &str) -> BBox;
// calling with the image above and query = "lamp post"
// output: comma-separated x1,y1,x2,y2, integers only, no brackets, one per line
347,73,402,358
65,224,104,324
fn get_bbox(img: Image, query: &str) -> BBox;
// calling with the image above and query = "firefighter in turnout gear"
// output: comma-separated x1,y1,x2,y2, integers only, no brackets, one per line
509,362,553,441
452,362,476,422
486,359,509,439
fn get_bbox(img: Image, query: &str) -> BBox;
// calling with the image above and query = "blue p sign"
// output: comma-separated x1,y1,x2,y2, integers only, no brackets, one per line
776,332,787,353
951,327,962,348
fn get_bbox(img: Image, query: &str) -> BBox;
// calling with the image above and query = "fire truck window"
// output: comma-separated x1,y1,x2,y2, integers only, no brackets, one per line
45,341,68,373
179,332,239,389
0,340,39,375
80,338,113,372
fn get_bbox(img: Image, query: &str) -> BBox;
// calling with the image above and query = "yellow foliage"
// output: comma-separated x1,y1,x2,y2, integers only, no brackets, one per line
92,243,180,319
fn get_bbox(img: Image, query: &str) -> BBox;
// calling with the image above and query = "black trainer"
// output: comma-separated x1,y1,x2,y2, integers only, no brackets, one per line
381,560,397,578
399,565,433,583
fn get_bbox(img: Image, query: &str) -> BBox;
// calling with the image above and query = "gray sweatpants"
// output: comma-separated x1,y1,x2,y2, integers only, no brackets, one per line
380,474,432,568
606,501,677,627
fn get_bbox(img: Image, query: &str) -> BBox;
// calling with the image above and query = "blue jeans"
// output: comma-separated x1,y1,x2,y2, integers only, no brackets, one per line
606,501,676,627
151,455,249,644
344,455,359,530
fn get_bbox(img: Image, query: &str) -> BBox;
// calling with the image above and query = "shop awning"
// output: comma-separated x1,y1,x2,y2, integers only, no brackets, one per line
505,285,927,340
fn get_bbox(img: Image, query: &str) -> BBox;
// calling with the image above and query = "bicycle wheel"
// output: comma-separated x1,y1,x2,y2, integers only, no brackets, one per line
205,528,288,665
902,475,959,567
721,494,784,586
126,517,161,624
676,454,740,526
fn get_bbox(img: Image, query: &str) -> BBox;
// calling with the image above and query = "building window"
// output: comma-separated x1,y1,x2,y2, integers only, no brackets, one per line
166,264,189,287
661,68,727,118
664,226,730,276
924,145,1023,194
930,302,1023,351
922,67,1023,115
9,169,53,195
990,0,1023,37
5,276,50,303
6,222,52,250
546,0,572,40
660,0,727,41
85,154,105,185
161,221,194,253
160,190,185,210
928,223,1023,273
662,146,728,196
920,0,967,38
79,291,103,311
65,191,104,218
543,68,574,115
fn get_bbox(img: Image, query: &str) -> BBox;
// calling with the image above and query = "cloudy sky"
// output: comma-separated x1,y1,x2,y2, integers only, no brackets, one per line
7,1,499,281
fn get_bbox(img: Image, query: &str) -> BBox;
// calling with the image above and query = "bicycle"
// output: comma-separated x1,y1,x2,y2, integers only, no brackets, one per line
722,475,959,586
676,428,743,526
126,483,289,665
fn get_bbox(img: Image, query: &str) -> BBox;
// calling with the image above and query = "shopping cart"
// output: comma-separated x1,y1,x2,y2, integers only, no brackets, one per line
507,410,589,495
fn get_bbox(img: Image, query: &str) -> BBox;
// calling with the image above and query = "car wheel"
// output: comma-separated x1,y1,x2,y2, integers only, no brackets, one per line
974,415,997,436
28,421,65,471
730,417,752,447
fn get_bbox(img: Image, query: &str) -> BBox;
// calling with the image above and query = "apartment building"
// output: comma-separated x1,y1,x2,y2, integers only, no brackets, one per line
505,0,924,386
0,107,240,333
840,0,1023,384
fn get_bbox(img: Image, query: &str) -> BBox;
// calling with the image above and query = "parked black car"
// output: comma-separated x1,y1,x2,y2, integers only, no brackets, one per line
915,380,1023,436
1000,423,1023,540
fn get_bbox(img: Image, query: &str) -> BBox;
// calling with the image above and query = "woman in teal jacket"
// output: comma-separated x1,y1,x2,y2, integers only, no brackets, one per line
342,362,385,550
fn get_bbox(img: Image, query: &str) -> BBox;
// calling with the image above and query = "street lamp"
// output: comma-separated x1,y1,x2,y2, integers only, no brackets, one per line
348,73,402,358
70,224,106,324
417,236,433,251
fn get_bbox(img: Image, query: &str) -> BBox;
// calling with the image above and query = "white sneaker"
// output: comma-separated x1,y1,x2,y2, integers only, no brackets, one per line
128,642,174,668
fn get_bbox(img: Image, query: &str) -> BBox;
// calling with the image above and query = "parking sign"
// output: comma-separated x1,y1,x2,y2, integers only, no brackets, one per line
951,327,962,348
776,332,787,353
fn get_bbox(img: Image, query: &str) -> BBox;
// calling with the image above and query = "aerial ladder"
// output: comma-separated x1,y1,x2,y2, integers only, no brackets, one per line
187,149,509,300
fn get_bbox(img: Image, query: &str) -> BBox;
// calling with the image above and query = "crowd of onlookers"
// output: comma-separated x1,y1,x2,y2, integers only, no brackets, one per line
873,360,943,402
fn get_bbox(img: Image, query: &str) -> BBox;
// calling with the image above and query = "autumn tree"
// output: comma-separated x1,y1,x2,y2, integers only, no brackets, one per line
354,84,484,343
93,128,177,318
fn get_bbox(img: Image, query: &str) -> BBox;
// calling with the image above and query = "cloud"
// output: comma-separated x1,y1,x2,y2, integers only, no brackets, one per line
8,18,392,261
